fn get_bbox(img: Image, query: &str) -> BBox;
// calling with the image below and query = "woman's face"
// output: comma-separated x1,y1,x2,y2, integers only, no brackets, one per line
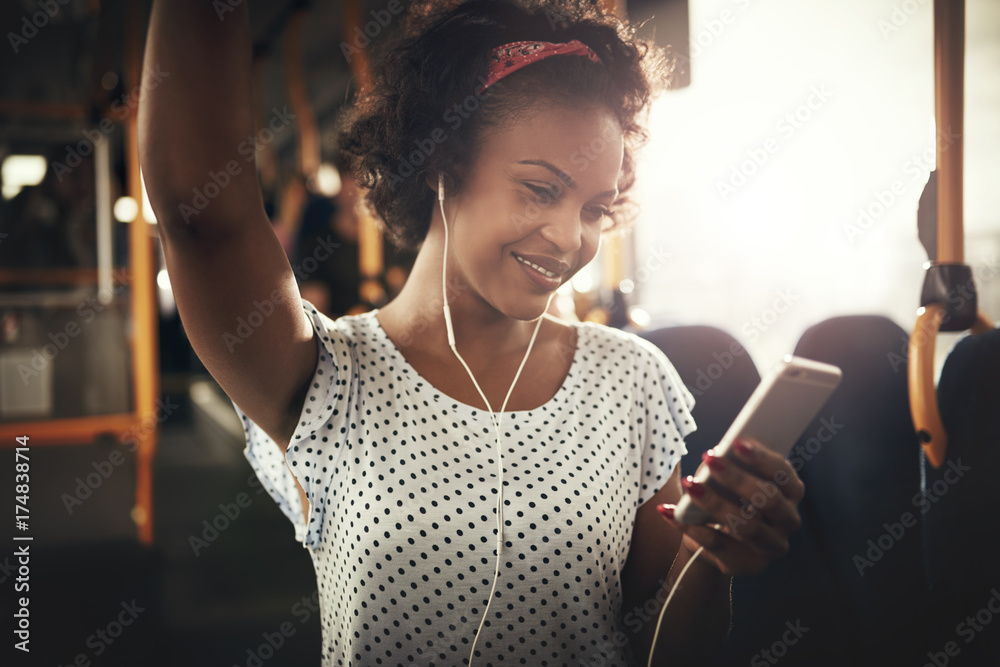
440,103,624,321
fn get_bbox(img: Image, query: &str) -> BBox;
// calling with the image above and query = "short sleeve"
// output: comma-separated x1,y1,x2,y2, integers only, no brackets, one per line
632,336,697,508
231,298,354,549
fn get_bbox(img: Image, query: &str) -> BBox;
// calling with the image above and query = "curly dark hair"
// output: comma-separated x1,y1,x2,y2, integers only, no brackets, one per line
336,0,672,251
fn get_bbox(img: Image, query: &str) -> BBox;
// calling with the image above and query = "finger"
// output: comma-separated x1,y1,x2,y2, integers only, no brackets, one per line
681,474,790,556
657,504,772,577
658,503,740,551
701,450,802,535
729,438,806,503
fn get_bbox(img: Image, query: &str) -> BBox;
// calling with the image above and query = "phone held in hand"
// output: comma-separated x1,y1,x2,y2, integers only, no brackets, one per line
673,355,843,526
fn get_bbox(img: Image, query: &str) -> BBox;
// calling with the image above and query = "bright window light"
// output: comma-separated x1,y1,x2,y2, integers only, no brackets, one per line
114,196,139,222
631,0,999,371
141,169,157,223
1,155,46,200
312,162,342,197
571,270,594,293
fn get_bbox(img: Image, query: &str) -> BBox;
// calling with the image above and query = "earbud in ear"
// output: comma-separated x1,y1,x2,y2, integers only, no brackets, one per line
438,173,445,201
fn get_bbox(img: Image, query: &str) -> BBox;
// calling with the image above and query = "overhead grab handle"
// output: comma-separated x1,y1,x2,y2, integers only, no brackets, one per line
907,0,994,469
910,304,993,467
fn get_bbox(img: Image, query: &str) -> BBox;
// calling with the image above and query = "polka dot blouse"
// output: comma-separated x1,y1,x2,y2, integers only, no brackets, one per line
232,300,696,667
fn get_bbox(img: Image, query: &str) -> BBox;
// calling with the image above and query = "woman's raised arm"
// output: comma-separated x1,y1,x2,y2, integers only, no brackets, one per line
138,0,317,450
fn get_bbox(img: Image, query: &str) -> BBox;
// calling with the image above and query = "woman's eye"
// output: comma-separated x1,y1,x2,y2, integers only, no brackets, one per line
583,206,612,224
525,183,559,205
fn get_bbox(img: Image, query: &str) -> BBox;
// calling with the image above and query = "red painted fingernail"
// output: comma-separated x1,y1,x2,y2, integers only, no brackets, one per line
657,504,675,520
682,475,706,497
735,439,753,457
703,450,726,471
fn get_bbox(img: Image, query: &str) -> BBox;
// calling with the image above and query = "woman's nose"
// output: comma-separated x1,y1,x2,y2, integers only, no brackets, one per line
538,209,583,254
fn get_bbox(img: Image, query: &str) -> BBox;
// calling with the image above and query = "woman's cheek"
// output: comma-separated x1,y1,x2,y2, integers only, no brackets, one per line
581,228,601,264
514,199,545,232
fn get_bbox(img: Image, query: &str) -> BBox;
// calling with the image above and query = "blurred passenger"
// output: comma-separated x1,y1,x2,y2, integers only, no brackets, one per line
294,167,416,318
0,149,96,269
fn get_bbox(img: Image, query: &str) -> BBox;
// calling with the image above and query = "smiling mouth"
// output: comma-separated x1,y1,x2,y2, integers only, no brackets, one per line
513,253,561,279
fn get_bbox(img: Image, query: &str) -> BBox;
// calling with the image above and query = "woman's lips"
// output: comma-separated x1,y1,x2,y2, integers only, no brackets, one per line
513,252,564,290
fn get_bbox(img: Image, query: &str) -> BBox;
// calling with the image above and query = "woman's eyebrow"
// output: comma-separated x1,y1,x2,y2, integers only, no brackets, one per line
517,159,576,189
517,159,617,199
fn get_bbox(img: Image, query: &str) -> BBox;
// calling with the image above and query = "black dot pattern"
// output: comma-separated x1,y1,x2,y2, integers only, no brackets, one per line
233,299,696,666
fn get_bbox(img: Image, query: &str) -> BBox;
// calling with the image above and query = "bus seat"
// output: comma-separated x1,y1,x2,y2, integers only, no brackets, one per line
789,315,927,665
923,326,1000,663
636,325,760,479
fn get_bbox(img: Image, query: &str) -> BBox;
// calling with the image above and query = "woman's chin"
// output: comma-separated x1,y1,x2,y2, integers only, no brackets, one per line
497,292,556,322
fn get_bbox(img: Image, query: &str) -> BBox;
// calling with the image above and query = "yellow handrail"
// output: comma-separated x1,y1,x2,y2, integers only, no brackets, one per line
907,0,994,469
126,0,160,544
908,305,947,465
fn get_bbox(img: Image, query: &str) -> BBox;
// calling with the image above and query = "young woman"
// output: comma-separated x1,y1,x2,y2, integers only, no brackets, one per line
139,1,805,665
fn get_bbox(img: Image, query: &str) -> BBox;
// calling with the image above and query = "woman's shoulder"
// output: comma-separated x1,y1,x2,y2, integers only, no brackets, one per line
569,318,672,365
301,300,380,343
297,300,388,374
568,319,696,421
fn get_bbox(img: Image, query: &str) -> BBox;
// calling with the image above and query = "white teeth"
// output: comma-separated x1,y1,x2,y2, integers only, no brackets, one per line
515,254,558,278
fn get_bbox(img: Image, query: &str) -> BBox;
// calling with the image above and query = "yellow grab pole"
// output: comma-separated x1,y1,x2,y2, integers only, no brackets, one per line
934,0,964,264
126,0,159,544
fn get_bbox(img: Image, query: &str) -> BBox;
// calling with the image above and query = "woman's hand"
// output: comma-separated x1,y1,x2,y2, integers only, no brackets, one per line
657,438,805,577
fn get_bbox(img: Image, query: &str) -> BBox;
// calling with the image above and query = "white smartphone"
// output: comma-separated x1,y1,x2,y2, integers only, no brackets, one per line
673,355,843,525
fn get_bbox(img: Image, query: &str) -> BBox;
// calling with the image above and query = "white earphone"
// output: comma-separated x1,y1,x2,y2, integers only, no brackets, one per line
437,173,554,666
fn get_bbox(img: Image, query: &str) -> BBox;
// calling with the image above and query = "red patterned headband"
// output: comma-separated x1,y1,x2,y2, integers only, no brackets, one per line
477,40,602,94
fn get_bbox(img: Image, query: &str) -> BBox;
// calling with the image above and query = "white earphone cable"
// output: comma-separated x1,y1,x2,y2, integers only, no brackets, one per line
645,544,705,667
438,174,702,666
438,175,553,667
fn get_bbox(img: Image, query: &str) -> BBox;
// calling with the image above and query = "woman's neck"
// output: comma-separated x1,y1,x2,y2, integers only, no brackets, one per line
378,228,557,365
